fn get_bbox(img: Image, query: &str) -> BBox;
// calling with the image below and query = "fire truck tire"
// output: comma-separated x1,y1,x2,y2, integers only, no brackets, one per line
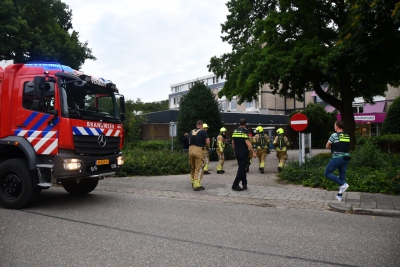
61,178,99,195
0,159,41,209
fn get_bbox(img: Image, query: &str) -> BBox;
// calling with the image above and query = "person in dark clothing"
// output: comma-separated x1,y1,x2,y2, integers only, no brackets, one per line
182,133,189,153
231,118,257,191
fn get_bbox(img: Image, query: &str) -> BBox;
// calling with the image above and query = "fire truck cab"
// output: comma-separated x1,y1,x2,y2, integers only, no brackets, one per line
0,62,125,209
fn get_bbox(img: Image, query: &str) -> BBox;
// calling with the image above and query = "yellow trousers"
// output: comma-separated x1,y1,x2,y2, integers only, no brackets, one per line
256,148,268,168
189,146,206,187
216,149,224,171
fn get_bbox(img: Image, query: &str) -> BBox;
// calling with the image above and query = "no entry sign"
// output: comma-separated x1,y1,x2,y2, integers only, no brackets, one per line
290,113,308,132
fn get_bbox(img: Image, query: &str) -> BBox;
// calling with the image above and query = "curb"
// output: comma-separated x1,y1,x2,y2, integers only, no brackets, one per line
329,203,400,217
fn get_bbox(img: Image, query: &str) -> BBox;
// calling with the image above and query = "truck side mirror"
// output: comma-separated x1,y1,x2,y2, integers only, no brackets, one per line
34,76,46,99
119,96,125,114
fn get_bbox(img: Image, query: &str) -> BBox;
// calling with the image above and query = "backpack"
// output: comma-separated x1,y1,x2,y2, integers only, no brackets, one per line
258,133,267,148
277,134,286,150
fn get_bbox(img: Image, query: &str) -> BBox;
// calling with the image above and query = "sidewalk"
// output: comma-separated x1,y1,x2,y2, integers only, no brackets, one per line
97,149,400,217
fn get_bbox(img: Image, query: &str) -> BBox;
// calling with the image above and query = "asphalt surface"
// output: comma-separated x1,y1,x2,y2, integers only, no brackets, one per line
97,149,400,217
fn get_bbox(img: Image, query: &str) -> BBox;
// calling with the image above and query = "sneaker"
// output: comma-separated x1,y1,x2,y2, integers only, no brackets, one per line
217,170,224,174
336,193,343,201
277,167,282,172
204,171,211,175
339,183,349,194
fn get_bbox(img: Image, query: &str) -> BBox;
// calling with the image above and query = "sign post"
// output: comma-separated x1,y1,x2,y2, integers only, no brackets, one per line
290,113,308,166
169,121,176,151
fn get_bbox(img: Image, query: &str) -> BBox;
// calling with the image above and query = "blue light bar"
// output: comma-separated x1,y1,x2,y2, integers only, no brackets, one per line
25,62,64,71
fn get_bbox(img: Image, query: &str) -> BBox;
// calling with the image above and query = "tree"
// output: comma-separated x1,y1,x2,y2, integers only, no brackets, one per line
381,96,400,135
0,0,95,69
177,81,223,143
290,103,337,148
208,0,400,148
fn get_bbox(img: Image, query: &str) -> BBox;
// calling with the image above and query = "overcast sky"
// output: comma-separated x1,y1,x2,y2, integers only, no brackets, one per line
64,0,232,103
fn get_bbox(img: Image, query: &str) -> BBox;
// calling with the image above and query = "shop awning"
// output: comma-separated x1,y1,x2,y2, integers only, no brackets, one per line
325,105,336,112
363,101,385,113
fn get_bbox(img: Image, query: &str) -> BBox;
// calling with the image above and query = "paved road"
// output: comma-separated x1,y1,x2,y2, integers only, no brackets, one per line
1,189,399,267
97,149,400,216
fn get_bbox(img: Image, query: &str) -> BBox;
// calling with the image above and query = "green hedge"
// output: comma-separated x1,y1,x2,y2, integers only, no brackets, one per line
356,134,400,153
117,146,190,176
279,140,400,194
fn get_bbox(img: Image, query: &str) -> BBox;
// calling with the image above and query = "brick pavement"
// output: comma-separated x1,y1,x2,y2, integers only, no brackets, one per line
97,149,400,217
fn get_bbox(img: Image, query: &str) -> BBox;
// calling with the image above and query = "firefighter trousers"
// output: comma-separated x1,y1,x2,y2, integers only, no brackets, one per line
189,146,206,188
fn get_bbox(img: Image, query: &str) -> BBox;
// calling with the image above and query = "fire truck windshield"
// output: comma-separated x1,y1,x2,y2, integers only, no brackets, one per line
58,77,121,123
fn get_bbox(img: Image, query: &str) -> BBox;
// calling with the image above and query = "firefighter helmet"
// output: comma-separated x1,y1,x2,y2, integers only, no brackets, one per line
220,127,227,133
203,123,209,129
276,128,284,135
256,126,263,133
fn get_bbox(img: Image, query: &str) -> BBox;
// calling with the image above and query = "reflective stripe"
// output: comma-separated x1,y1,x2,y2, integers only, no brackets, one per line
232,130,248,138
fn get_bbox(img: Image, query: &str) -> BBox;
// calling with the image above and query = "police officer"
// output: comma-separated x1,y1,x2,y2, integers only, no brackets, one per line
203,123,211,174
231,118,257,191
273,128,290,172
189,120,210,191
252,126,270,173
324,120,351,201
216,127,227,174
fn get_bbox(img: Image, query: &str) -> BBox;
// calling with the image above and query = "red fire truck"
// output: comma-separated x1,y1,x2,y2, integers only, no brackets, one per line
0,62,125,209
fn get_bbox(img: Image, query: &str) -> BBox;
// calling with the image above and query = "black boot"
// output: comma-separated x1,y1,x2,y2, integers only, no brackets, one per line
231,185,244,191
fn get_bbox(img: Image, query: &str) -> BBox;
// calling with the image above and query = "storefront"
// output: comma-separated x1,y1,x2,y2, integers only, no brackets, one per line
337,113,386,137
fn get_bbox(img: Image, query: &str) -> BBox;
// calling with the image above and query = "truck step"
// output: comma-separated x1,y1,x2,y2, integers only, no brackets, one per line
36,164,54,168
38,182,52,187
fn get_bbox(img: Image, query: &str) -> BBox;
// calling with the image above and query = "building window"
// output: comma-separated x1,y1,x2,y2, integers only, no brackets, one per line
353,105,363,113
246,101,254,108
229,99,237,110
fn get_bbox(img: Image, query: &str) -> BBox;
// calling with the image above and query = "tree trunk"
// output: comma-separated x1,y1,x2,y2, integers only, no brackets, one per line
339,78,356,150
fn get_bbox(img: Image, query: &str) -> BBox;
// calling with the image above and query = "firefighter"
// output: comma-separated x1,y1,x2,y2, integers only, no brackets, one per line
189,120,210,190
252,126,270,173
216,127,227,174
273,128,290,172
203,123,211,174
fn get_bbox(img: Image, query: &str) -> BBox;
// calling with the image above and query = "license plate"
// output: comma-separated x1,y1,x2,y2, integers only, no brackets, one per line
96,159,109,165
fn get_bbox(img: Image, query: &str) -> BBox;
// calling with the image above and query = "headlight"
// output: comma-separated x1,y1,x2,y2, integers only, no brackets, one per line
63,159,82,170
117,156,124,165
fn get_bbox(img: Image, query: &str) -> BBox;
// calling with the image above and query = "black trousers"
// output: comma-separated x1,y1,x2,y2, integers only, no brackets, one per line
233,150,248,187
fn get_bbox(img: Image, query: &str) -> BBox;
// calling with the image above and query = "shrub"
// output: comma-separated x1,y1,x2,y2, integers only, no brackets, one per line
381,95,400,135
279,144,400,194
117,147,190,176
349,138,388,169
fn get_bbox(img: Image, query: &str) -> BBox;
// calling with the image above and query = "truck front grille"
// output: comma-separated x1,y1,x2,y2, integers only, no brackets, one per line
73,135,121,156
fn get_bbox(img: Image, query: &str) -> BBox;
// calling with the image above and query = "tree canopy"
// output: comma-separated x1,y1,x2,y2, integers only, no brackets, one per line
381,96,400,135
177,82,223,142
208,0,400,148
0,0,95,69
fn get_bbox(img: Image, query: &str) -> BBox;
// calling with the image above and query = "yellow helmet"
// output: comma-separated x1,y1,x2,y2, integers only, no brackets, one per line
276,128,284,135
220,127,227,133
256,126,263,133
203,123,209,129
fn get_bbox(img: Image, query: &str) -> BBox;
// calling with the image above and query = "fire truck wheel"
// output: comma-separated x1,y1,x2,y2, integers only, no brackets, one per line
61,178,99,195
0,159,41,209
